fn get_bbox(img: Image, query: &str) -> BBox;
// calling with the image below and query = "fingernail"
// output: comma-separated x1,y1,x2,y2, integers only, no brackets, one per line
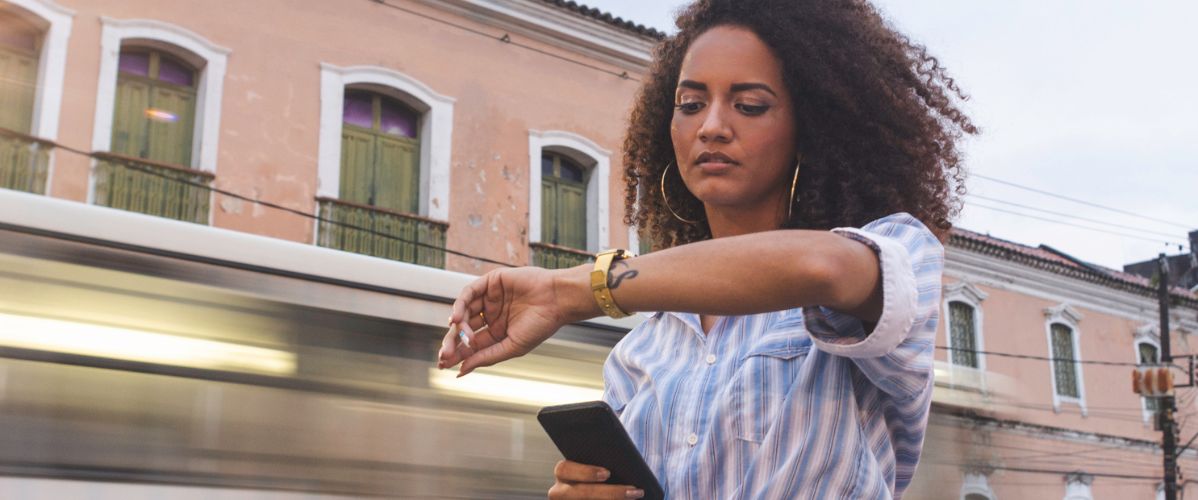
625,489,644,499
595,469,610,481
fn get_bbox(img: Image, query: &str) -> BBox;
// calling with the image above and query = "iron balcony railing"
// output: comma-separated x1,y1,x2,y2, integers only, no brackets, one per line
0,128,52,194
530,241,593,270
92,152,212,224
316,197,448,268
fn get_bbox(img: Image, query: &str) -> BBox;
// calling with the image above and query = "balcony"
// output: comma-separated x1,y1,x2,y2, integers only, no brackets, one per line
316,197,447,268
0,128,51,194
92,152,212,224
530,241,593,269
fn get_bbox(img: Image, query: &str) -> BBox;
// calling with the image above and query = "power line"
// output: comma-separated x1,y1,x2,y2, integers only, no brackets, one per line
0,128,518,268
967,202,1185,246
937,345,1148,367
967,194,1181,239
370,0,641,82
974,173,1192,230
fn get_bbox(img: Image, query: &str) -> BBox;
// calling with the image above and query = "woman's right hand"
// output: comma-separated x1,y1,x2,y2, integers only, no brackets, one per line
548,460,644,499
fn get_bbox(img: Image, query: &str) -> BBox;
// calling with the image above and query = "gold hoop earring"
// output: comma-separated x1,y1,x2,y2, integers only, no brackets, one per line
660,162,698,224
787,162,801,221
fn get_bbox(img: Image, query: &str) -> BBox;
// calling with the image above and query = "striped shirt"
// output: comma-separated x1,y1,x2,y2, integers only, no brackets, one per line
602,213,943,499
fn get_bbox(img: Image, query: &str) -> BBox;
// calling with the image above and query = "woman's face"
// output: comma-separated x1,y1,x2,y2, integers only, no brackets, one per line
671,25,798,218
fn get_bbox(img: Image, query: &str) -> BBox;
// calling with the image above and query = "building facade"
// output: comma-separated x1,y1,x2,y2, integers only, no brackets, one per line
0,0,660,274
908,229,1198,500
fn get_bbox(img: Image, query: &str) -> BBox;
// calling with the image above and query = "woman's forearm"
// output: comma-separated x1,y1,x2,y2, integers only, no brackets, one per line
554,229,883,324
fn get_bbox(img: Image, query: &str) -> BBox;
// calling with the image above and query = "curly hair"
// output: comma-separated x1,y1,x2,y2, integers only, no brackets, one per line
623,0,978,249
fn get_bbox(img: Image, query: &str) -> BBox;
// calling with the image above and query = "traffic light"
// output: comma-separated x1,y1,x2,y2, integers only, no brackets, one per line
1133,366,1175,397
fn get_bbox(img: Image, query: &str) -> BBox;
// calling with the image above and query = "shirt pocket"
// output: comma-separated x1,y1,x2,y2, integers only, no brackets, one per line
721,332,810,443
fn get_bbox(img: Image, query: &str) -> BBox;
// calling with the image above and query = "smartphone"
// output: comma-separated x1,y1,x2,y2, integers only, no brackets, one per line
537,401,664,500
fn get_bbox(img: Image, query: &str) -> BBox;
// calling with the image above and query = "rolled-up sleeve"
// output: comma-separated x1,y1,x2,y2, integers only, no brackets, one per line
803,212,944,398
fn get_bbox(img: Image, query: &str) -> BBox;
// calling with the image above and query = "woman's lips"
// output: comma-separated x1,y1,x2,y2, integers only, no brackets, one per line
696,160,737,173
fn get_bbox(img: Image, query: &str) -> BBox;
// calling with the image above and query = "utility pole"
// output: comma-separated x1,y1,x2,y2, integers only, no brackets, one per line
1160,254,1179,500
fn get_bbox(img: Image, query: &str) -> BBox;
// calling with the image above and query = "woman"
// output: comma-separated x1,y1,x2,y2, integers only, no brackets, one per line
438,0,976,497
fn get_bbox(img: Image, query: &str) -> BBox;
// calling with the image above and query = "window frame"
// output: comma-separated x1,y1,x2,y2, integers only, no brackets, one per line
1134,324,1162,423
1044,304,1087,415
316,64,454,224
3,0,73,195
527,130,611,253
942,281,988,373
90,17,229,175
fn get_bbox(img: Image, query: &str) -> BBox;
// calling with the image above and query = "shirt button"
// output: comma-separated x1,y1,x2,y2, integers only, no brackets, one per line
705,354,716,365
687,433,698,446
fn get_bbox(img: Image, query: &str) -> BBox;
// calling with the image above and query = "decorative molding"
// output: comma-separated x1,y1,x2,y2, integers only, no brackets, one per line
945,280,988,304
90,17,229,175
527,129,611,253
960,472,994,500
418,0,655,73
1064,472,1094,500
316,64,455,222
1045,303,1084,325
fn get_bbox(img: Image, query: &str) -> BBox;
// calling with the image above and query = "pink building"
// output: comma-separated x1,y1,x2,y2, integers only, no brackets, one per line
907,229,1198,500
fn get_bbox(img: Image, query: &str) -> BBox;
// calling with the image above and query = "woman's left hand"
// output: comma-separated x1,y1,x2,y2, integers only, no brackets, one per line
436,266,590,376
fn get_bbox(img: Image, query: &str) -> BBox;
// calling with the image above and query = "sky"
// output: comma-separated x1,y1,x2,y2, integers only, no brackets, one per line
584,0,1198,271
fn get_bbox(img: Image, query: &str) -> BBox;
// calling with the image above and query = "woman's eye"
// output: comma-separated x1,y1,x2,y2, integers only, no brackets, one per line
736,103,770,116
674,102,705,114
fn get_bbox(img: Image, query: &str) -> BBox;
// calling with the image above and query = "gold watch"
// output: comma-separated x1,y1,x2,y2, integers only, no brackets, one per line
591,249,633,319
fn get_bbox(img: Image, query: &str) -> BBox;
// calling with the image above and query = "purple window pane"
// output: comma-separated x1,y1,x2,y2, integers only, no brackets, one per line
559,159,584,183
342,92,374,129
157,56,194,86
118,52,150,77
0,16,39,52
379,98,418,138
541,156,554,177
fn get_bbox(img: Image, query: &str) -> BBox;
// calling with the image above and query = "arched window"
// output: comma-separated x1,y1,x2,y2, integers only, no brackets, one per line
316,65,453,268
948,301,980,368
89,18,228,224
1045,304,1086,413
0,0,69,196
339,89,421,214
110,48,197,166
527,130,611,269
541,151,588,251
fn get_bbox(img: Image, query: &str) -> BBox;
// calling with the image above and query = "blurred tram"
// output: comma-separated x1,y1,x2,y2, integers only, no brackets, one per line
0,189,640,499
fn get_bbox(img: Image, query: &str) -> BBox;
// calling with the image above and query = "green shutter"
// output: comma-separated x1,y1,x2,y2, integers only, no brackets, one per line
111,77,152,157
541,178,557,245
557,182,586,250
374,135,419,213
0,46,38,133
145,84,195,166
339,127,375,204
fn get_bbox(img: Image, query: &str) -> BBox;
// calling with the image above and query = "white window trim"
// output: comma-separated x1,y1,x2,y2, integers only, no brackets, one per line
943,281,988,394
7,0,74,196
528,130,611,252
1045,303,1087,415
1134,323,1162,423
90,17,229,175
316,64,454,223
960,472,995,500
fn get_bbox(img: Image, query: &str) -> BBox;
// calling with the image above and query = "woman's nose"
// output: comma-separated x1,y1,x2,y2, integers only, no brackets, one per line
697,104,733,143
